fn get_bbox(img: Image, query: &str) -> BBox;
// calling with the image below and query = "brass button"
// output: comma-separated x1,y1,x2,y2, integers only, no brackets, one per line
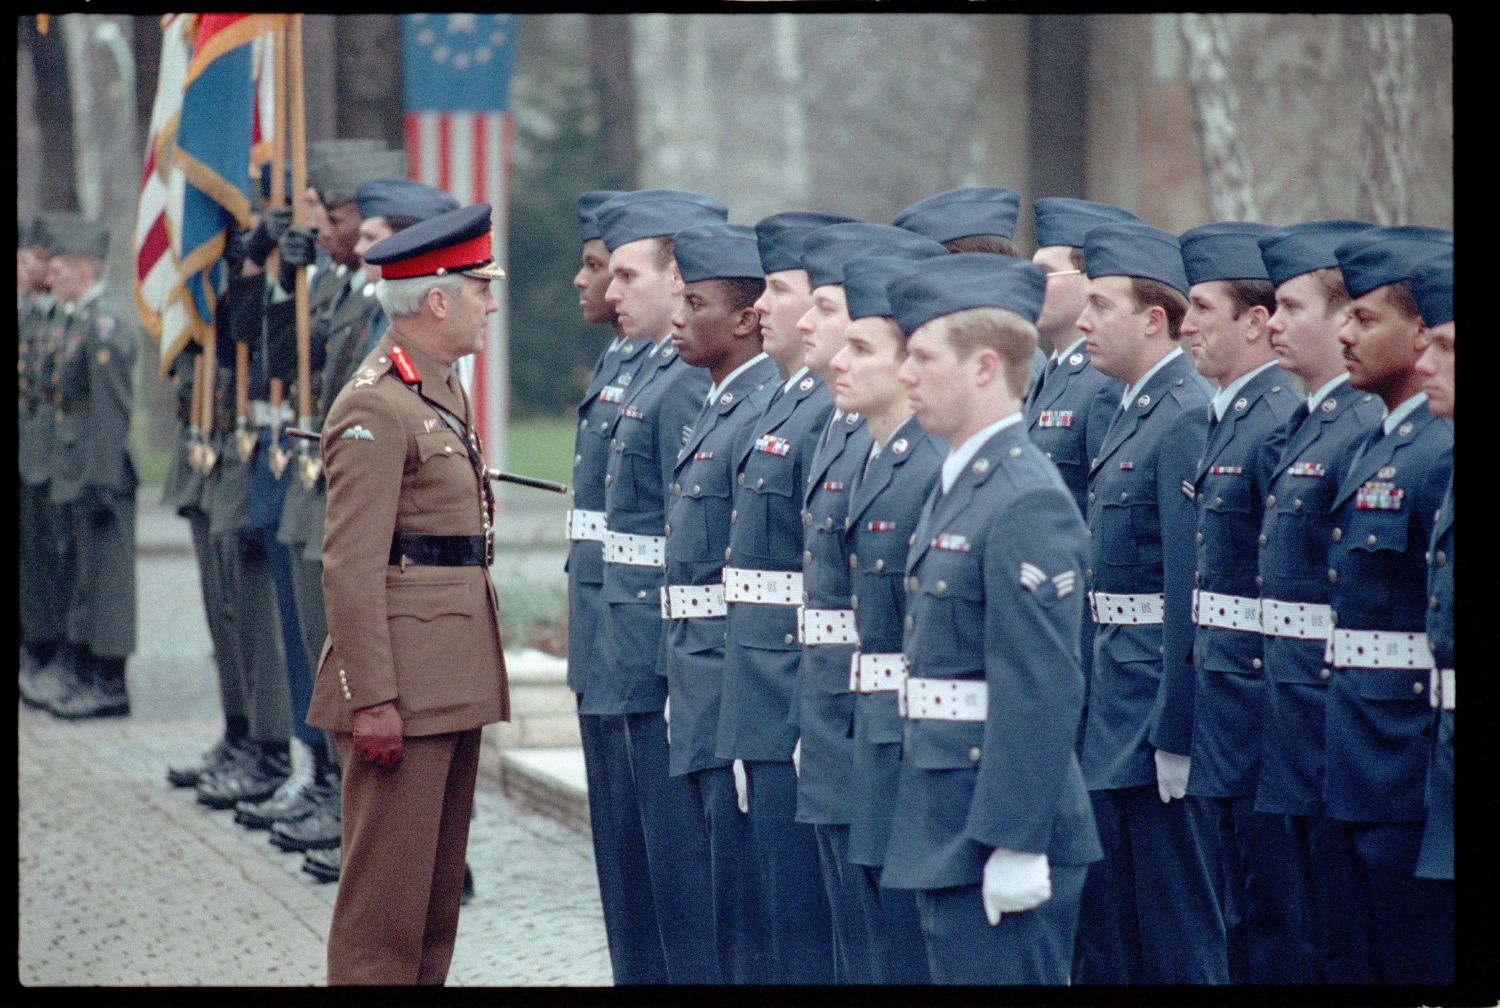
1435,551,1447,566
738,473,745,485
636,590,647,599
904,615,914,631
968,746,981,764
935,580,948,595
1366,534,1377,546
849,554,858,569
1431,596,1440,611
1266,495,1276,508
1197,492,1205,503
1331,528,1342,543
604,474,612,487
692,484,700,495
1328,569,1338,583
1252,658,1262,670
1258,534,1267,548
1413,681,1424,696
1214,496,1222,507
574,454,582,466
731,509,738,521
1088,492,1096,504
1254,575,1263,588
785,634,795,645
907,577,919,592
664,524,672,536
804,550,813,564
1293,499,1303,511
824,517,833,529
874,558,885,572
1195,532,1204,545
850,595,859,610
1320,668,1331,680
725,547,733,561
755,477,764,489
1120,492,1128,502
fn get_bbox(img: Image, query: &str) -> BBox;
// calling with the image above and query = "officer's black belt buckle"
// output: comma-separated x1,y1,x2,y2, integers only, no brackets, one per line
389,532,492,568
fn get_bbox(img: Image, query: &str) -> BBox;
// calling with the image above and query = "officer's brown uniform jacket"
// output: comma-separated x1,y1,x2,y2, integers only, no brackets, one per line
306,331,509,735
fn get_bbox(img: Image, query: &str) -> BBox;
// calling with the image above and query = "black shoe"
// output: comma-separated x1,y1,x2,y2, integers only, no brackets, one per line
167,737,251,789
302,845,340,883
461,863,474,905
196,746,291,810
270,796,341,851
49,674,130,720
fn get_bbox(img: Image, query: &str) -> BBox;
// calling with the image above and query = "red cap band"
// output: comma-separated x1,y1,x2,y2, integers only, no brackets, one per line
377,232,493,280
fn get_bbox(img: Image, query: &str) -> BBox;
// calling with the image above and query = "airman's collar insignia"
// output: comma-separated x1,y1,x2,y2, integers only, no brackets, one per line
1398,422,1413,437
1234,397,1248,412
1069,352,1084,366
1137,394,1151,408
973,457,990,474
1322,398,1337,412
893,438,908,454
621,342,634,355
720,392,734,405
846,411,860,424
799,377,815,391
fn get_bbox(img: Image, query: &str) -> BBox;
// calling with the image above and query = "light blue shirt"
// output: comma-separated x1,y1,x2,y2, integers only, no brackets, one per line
941,412,1025,493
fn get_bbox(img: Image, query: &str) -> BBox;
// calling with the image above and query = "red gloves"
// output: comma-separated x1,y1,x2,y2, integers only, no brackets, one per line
353,701,404,767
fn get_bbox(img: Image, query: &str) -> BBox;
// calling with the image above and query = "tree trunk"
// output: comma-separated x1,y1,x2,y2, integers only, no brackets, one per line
1177,13,1260,221
1358,15,1416,226
587,14,638,189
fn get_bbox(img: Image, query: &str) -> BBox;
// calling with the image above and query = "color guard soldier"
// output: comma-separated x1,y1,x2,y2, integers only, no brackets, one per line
591,188,724,983
791,221,946,982
306,202,509,985
1322,226,1454,984
1175,221,1305,982
660,221,778,983
878,252,1099,984
1251,218,1382,982
832,252,946,984
1070,221,1224,984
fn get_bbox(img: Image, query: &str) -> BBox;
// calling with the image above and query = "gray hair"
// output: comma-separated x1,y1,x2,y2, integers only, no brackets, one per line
376,272,469,319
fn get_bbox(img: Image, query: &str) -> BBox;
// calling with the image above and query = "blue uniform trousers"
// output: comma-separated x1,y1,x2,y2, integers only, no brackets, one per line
814,823,870,983
1073,786,1229,984
1321,818,1453,984
916,863,1087,984
1285,813,1366,984
577,707,666,984
1206,796,1314,983
689,764,769,984
745,759,836,984
849,863,930,984
621,710,721,983
256,526,318,750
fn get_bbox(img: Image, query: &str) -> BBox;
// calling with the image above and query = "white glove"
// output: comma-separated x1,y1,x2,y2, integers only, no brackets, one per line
981,848,1051,926
663,696,670,745
792,737,802,778
733,758,749,814
1154,749,1190,803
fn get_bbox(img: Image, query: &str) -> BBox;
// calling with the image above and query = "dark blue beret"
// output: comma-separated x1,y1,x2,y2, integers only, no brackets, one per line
673,223,764,283
1334,226,1455,300
1256,219,1376,288
596,189,729,252
893,186,1021,244
1409,247,1453,327
801,223,948,289
577,190,624,244
48,214,109,259
1179,221,1274,286
356,179,459,224
888,252,1045,336
364,202,505,280
1083,222,1190,296
754,210,863,273
1033,198,1140,249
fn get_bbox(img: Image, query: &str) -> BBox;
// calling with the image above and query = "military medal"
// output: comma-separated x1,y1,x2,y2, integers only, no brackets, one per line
755,434,791,456
1288,462,1326,478
1355,480,1403,510
1038,410,1074,428
1208,465,1243,475
623,406,646,420
933,532,971,552
867,520,895,532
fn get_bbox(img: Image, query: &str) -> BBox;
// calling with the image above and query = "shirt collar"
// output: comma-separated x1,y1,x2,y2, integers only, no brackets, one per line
1306,373,1349,413
1122,347,1184,408
706,352,769,404
941,412,1024,493
1210,359,1278,420
1383,392,1427,435
1055,335,1087,362
782,365,810,395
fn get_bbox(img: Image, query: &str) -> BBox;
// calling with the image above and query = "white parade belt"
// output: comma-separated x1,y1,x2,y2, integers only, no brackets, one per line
849,652,906,693
1192,590,1263,633
900,676,987,721
603,530,665,567
797,607,858,646
1089,591,1165,626
1260,598,1333,640
1327,629,1434,670
660,583,727,619
565,508,607,543
722,567,803,607
1430,667,1455,711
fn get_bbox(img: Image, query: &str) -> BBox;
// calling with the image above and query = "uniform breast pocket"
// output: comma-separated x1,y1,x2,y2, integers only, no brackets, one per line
611,425,661,512
1041,429,1086,469
387,577,480,714
741,454,798,556
1094,470,1159,565
912,561,984,665
1199,475,1255,576
413,430,473,507
1342,508,1410,612
676,463,733,561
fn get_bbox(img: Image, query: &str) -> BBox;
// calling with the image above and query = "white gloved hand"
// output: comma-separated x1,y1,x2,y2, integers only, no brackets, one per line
733,758,749,814
663,696,670,745
792,737,802,778
981,847,1052,926
1154,748,1190,803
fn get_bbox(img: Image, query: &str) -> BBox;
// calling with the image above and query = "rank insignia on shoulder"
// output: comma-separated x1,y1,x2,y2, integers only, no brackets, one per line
893,438,908,454
1038,410,1073,428
1289,461,1325,478
599,385,624,404
1322,398,1338,412
694,451,714,460
799,377,815,391
354,367,379,388
823,481,845,492
340,425,375,441
1020,562,1076,600
1208,465,1243,475
755,434,791,456
1377,465,1397,479
1069,352,1084,366
623,406,646,420
1181,479,1195,499
933,532,970,552
1355,480,1403,510
867,520,895,532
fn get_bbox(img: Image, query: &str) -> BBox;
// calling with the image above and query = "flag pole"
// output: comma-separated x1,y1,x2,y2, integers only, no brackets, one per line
188,350,206,473
266,19,291,479
289,15,312,439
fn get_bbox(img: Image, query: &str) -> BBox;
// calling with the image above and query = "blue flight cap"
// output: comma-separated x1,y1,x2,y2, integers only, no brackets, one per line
845,256,934,321
893,186,1021,244
754,210,863,274
888,252,1045,337
355,179,459,224
364,202,506,280
801,223,948,289
1179,221,1274,286
1083,222,1191,296
595,189,729,253
315,150,407,210
1409,248,1454,327
1256,219,1376,287
577,190,624,244
1334,226,1455,300
673,223,764,283
48,214,109,259
1034,198,1141,249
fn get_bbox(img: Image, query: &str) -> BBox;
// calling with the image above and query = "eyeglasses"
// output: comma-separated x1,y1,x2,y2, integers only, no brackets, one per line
1045,269,1084,278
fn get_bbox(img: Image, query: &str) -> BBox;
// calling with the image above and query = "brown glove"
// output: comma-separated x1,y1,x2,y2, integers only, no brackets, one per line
353,700,405,768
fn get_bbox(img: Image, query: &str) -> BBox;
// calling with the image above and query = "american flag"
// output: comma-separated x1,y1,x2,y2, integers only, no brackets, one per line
133,13,193,351
401,13,516,471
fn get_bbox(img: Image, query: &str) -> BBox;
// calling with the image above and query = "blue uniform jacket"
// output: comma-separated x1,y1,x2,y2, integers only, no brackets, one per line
716,373,835,762
1322,401,1452,823
844,416,944,866
793,409,873,824
566,336,654,695
1254,382,1383,816
1183,365,1301,798
880,421,1100,891
661,358,778,775
1080,352,1212,790
1418,477,1454,878
1024,345,1123,517
582,340,711,716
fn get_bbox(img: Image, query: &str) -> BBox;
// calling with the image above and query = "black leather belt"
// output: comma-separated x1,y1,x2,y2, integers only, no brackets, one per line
389,532,492,568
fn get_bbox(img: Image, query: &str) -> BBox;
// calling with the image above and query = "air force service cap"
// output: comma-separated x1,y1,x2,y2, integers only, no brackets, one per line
1034,198,1141,249
1334,225,1454,300
673,223,764,283
596,189,729,253
845,255,940,321
887,252,1045,337
1409,248,1454,327
1179,221,1274,286
1256,219,1375,288
802,223,948,290
363,202,506,280
894,186,1021,244
1083,222,1191,296
577,190,624,244
356,180,459,224
754,211,863,274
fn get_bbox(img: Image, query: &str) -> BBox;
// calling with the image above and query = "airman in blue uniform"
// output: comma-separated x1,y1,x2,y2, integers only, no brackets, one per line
790,222,947,982
1070,222,1225,984
659,222,778,983
831,253,947,984
717,209,856,984
878,253,1099,984
1251,218,1382,982
589,189,725,983
564,190,664,984
1175,221,1306,982
1322,227,1454,984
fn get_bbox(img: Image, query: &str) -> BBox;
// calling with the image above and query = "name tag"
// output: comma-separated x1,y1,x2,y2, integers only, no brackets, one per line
933,532,970,552
598,385,625,404
755,434,791,456
1208,465,1243,475
1038,410,1073,428
1355,481,1404,510
1288,461,1325,478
